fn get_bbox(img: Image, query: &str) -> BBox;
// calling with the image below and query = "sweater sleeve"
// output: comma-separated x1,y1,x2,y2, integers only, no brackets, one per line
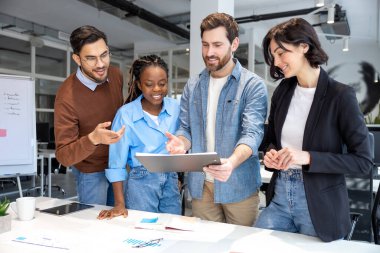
54,98,97,167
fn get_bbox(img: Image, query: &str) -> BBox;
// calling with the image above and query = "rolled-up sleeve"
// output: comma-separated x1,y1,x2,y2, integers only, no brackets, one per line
235,78,268,155
176,78,192,142
105,109,129,183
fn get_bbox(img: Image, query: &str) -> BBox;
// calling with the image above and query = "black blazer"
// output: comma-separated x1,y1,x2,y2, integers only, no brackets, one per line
264,68,372,242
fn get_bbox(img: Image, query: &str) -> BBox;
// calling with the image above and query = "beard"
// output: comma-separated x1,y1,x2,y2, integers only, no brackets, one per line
203,48,232,73
80,64,108,83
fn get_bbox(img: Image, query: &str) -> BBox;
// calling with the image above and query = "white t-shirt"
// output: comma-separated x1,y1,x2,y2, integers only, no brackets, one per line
205,75,228,182
144,110,159,125
281,84,316,169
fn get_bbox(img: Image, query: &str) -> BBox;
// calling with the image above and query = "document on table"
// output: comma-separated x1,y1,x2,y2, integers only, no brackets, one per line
13,234,69,250
135,214,201,231
135,152,221,172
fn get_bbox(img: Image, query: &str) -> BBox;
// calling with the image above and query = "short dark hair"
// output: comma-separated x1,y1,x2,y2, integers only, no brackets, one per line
125,54,169,104
200,12,239,44
70,25,108,54
262,18,328,80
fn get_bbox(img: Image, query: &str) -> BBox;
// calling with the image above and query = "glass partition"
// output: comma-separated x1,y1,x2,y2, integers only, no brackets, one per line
0,35,31,72
36,46,66,77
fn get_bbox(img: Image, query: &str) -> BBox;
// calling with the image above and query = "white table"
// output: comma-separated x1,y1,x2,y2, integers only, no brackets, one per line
37,149,56,197
0,197,378,253
260,165,272,184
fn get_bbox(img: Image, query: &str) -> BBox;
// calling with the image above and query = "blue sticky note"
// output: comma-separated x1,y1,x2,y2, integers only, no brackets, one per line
140,217,158,223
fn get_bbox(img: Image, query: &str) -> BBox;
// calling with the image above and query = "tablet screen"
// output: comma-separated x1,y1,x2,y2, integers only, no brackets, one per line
39,202,94,216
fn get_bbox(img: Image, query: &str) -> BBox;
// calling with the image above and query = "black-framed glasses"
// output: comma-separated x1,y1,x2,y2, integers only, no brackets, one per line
79,51,111,67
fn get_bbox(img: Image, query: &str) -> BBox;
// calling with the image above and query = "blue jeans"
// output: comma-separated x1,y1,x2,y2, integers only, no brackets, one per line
71,167,108,205
106,182,115,206
254,169,317,237
126,167,181,215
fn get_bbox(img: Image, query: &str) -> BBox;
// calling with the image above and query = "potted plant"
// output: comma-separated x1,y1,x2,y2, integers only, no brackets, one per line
0,197,11,233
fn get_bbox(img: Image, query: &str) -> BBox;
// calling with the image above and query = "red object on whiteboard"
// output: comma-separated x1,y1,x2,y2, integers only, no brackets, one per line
0,129,7,137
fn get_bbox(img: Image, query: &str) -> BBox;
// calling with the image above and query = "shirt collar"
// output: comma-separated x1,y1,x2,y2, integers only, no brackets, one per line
131,94,173,122
75,67,108,91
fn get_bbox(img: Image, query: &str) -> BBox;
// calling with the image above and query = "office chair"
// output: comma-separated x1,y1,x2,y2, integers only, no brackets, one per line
372,182,380,244
345,132,375,242
0,178,16,190
35,158,65,196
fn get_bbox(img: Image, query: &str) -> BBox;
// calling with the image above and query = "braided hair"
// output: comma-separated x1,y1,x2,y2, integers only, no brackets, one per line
125,54,169,104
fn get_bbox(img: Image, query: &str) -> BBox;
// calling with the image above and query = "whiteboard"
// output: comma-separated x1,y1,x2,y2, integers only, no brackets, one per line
0,74,36,175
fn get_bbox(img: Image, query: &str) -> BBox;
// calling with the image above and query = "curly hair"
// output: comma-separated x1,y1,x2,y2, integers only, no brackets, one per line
125,54,169,104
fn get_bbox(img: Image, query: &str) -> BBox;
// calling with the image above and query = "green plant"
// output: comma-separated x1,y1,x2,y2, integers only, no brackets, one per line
0,198,10,216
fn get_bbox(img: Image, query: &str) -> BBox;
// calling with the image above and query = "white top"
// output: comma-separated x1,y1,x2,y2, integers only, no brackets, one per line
205,75,228,182
144,110,159,125
281,84,316,169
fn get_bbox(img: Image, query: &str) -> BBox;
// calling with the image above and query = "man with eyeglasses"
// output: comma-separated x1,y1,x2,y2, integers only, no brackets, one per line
54,25,125,205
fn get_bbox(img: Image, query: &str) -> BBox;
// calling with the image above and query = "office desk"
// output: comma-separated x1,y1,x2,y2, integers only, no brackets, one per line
37,149,55,197
260,165,272,184
0,197,378,253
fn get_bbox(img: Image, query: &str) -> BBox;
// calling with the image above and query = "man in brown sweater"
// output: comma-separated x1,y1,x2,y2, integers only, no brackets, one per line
54,26,125,205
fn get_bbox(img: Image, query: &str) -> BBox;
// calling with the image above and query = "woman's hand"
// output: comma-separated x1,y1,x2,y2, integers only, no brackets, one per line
276,147,311,170
263,149,280,169
97,205,128,220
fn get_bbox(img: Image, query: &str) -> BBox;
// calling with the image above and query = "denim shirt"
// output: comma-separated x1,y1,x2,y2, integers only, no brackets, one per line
106,95,180,182
176,59,268,203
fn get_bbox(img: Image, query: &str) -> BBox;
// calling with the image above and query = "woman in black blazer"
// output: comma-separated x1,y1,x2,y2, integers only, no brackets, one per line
254,18,372,242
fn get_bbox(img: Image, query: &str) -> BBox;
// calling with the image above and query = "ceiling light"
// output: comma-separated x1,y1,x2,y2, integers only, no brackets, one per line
375,72,379,83
342,37,349,52
315,0,324,7
327,4,335,24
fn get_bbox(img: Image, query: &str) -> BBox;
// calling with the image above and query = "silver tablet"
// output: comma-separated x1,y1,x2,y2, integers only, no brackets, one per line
135,152,221,173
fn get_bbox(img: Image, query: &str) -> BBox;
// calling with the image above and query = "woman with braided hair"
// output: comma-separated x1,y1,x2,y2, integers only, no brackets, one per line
97,55,181,219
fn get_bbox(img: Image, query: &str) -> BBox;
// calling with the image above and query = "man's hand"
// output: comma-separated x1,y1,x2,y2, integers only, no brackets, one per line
165,132,186,154
203,158,234,182
97,205,128,220
88,122,125,145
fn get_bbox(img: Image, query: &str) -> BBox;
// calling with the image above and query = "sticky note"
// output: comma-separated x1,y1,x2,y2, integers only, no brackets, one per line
0,129,7,137
140,217,158,223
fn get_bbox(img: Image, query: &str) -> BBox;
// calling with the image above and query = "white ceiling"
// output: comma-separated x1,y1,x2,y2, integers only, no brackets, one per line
0,0,378,50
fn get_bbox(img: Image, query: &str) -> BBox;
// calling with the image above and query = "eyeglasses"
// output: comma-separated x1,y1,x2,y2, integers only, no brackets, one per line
79,51,111,67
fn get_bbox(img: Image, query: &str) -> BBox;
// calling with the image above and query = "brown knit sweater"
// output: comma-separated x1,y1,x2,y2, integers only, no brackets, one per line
54,66,123,173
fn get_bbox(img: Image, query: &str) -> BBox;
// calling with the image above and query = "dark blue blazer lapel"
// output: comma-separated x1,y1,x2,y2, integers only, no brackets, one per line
302,68,329,150
274,77,297,149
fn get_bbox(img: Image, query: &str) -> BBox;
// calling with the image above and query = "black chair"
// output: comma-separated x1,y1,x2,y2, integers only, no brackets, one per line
345,132,375,242
372,182,380,244
35,157,66,196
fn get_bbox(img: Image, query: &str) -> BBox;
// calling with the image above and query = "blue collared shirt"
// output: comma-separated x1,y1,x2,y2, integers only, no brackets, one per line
106,95,180,182
76,67,107,91
176,59,268,203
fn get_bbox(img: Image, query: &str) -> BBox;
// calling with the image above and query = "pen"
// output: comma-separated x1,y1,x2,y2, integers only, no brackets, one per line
132,238,163,248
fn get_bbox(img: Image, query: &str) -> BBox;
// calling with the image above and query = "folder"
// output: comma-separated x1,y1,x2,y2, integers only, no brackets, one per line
135,152,221,173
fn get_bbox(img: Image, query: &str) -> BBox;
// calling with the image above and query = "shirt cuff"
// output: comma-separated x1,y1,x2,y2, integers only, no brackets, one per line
105,168,127,183
236,137,258,157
